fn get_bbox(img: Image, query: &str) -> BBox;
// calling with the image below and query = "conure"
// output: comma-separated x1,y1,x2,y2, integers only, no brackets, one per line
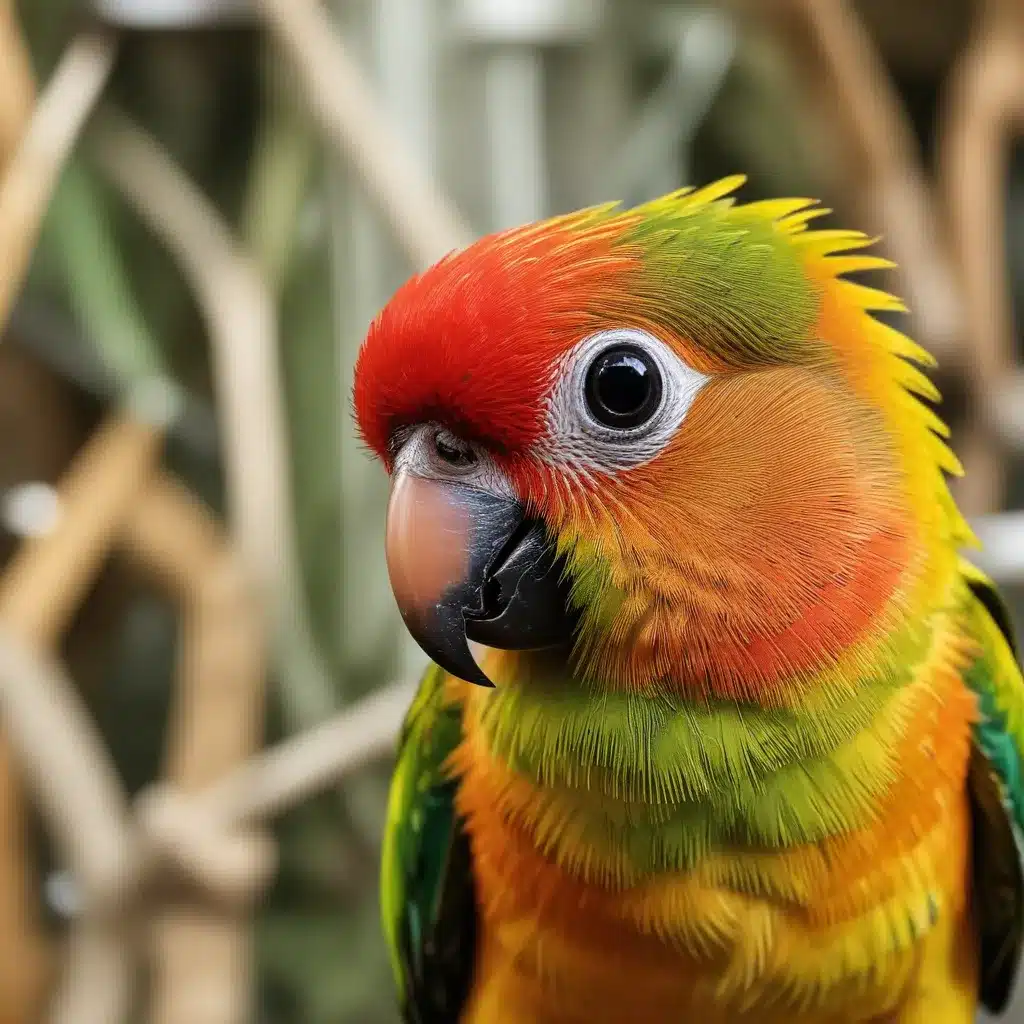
352,177,1024,1023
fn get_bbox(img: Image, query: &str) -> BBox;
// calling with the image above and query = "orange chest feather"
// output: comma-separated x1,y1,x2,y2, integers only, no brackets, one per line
452,678,978,1023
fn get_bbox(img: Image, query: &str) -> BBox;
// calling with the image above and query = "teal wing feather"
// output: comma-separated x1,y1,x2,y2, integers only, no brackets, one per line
380,663,477,1023
960,558,1024,1012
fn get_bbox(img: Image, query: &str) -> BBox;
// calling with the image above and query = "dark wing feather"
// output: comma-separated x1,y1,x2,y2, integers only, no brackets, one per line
962,560,1024,1013
380,663,478,1023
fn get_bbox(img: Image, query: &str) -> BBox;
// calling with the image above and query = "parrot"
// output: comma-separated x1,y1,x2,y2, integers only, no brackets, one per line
351,176,1024,1024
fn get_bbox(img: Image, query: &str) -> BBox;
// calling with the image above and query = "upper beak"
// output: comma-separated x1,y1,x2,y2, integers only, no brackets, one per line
384,470,576,687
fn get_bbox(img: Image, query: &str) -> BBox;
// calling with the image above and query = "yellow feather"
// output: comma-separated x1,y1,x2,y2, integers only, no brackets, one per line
738,197,817,222
825,254,897,276
866,317,938,368
835,279,908,313
796,229,875,258
777,207,833,233
888,357,942,402
678,174,747,210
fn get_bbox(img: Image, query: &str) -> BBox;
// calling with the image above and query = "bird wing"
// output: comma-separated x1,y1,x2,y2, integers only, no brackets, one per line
380,662,477,1023
961,557,1024,1013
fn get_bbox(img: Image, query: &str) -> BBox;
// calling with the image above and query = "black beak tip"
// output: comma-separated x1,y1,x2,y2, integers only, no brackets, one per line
460,664,496,688
441,639,496,688
403,608,497,688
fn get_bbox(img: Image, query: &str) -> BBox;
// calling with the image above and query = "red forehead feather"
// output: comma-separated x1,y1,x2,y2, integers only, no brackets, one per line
353,222,637,463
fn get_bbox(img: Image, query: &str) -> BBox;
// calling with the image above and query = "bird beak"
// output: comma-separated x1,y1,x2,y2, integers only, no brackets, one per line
384,470,576,687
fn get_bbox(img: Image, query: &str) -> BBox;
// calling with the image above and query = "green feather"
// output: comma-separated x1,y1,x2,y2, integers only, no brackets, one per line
960,561,1024,1012
616,194,823,369
380,663,476,1021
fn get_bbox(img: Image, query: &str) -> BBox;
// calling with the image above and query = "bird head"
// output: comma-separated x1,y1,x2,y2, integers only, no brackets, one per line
353,177,970,698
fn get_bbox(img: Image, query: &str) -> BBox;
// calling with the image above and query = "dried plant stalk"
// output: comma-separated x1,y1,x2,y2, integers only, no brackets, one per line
0,416,163,645
93,110,336,733
0,415,162,1024
0,632,135,1024
194,677,413,828
0,0,35,169
937,0,1024,514
254,0,472,267
0,32,115,330
0,413,159,1015
740,0,963,364
124,476,266,1024
0,738,49,1024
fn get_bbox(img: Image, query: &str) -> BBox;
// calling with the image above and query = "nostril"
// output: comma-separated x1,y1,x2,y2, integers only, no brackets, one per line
434,429,477,468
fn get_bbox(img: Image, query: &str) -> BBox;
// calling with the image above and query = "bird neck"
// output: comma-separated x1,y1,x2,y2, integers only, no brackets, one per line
454,605,975,890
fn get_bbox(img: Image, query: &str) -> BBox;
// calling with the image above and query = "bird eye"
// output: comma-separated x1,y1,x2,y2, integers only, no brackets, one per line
433,428,477,469
584,345,663,429
542,327,711,474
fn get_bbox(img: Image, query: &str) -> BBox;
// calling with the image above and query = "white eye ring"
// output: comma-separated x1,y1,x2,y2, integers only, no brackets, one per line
540,328,711,474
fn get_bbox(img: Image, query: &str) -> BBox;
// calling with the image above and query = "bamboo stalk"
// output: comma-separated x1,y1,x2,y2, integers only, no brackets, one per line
0,32,116,330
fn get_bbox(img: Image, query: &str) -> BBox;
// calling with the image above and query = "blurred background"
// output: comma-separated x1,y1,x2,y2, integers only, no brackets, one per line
0,0,1021,1021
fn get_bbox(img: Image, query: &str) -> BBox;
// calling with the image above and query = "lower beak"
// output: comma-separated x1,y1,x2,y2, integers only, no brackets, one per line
384,470,576,687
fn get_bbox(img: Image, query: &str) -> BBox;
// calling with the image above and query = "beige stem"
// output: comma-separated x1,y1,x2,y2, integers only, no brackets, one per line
0,0,36,170
0,32,116,330
254,0,472,268
123,476,266,1024
937,0,1024,514
0,415,163,1024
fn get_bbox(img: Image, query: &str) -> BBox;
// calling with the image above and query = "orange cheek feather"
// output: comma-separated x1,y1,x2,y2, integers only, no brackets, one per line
518,366,915,701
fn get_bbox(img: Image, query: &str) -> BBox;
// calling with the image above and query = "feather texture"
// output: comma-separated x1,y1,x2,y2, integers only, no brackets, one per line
365,180,1024,1023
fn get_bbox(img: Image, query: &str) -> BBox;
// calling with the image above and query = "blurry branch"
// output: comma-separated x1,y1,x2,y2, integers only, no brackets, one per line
0,413,164,1024
92,110,338,734
0,435,270,1024
0,464,271,1024
0,632,135,1024
601,9,736,204
9,302,221,466
0,623,410,1024
48,161,167,386
255,0,473,267
937,0,1024,515
177,676,414,828
0,415,165,645
0,32,116,329
0,444,408,1024
0,417,406,1023
0,637,131,910
0,30,117,1021
125,678,410,947
0,0,35,167
240,44,316,292
739,0,963,365
125,475,268,1024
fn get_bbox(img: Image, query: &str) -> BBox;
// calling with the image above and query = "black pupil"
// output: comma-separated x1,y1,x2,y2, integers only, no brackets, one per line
585,346,662,428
